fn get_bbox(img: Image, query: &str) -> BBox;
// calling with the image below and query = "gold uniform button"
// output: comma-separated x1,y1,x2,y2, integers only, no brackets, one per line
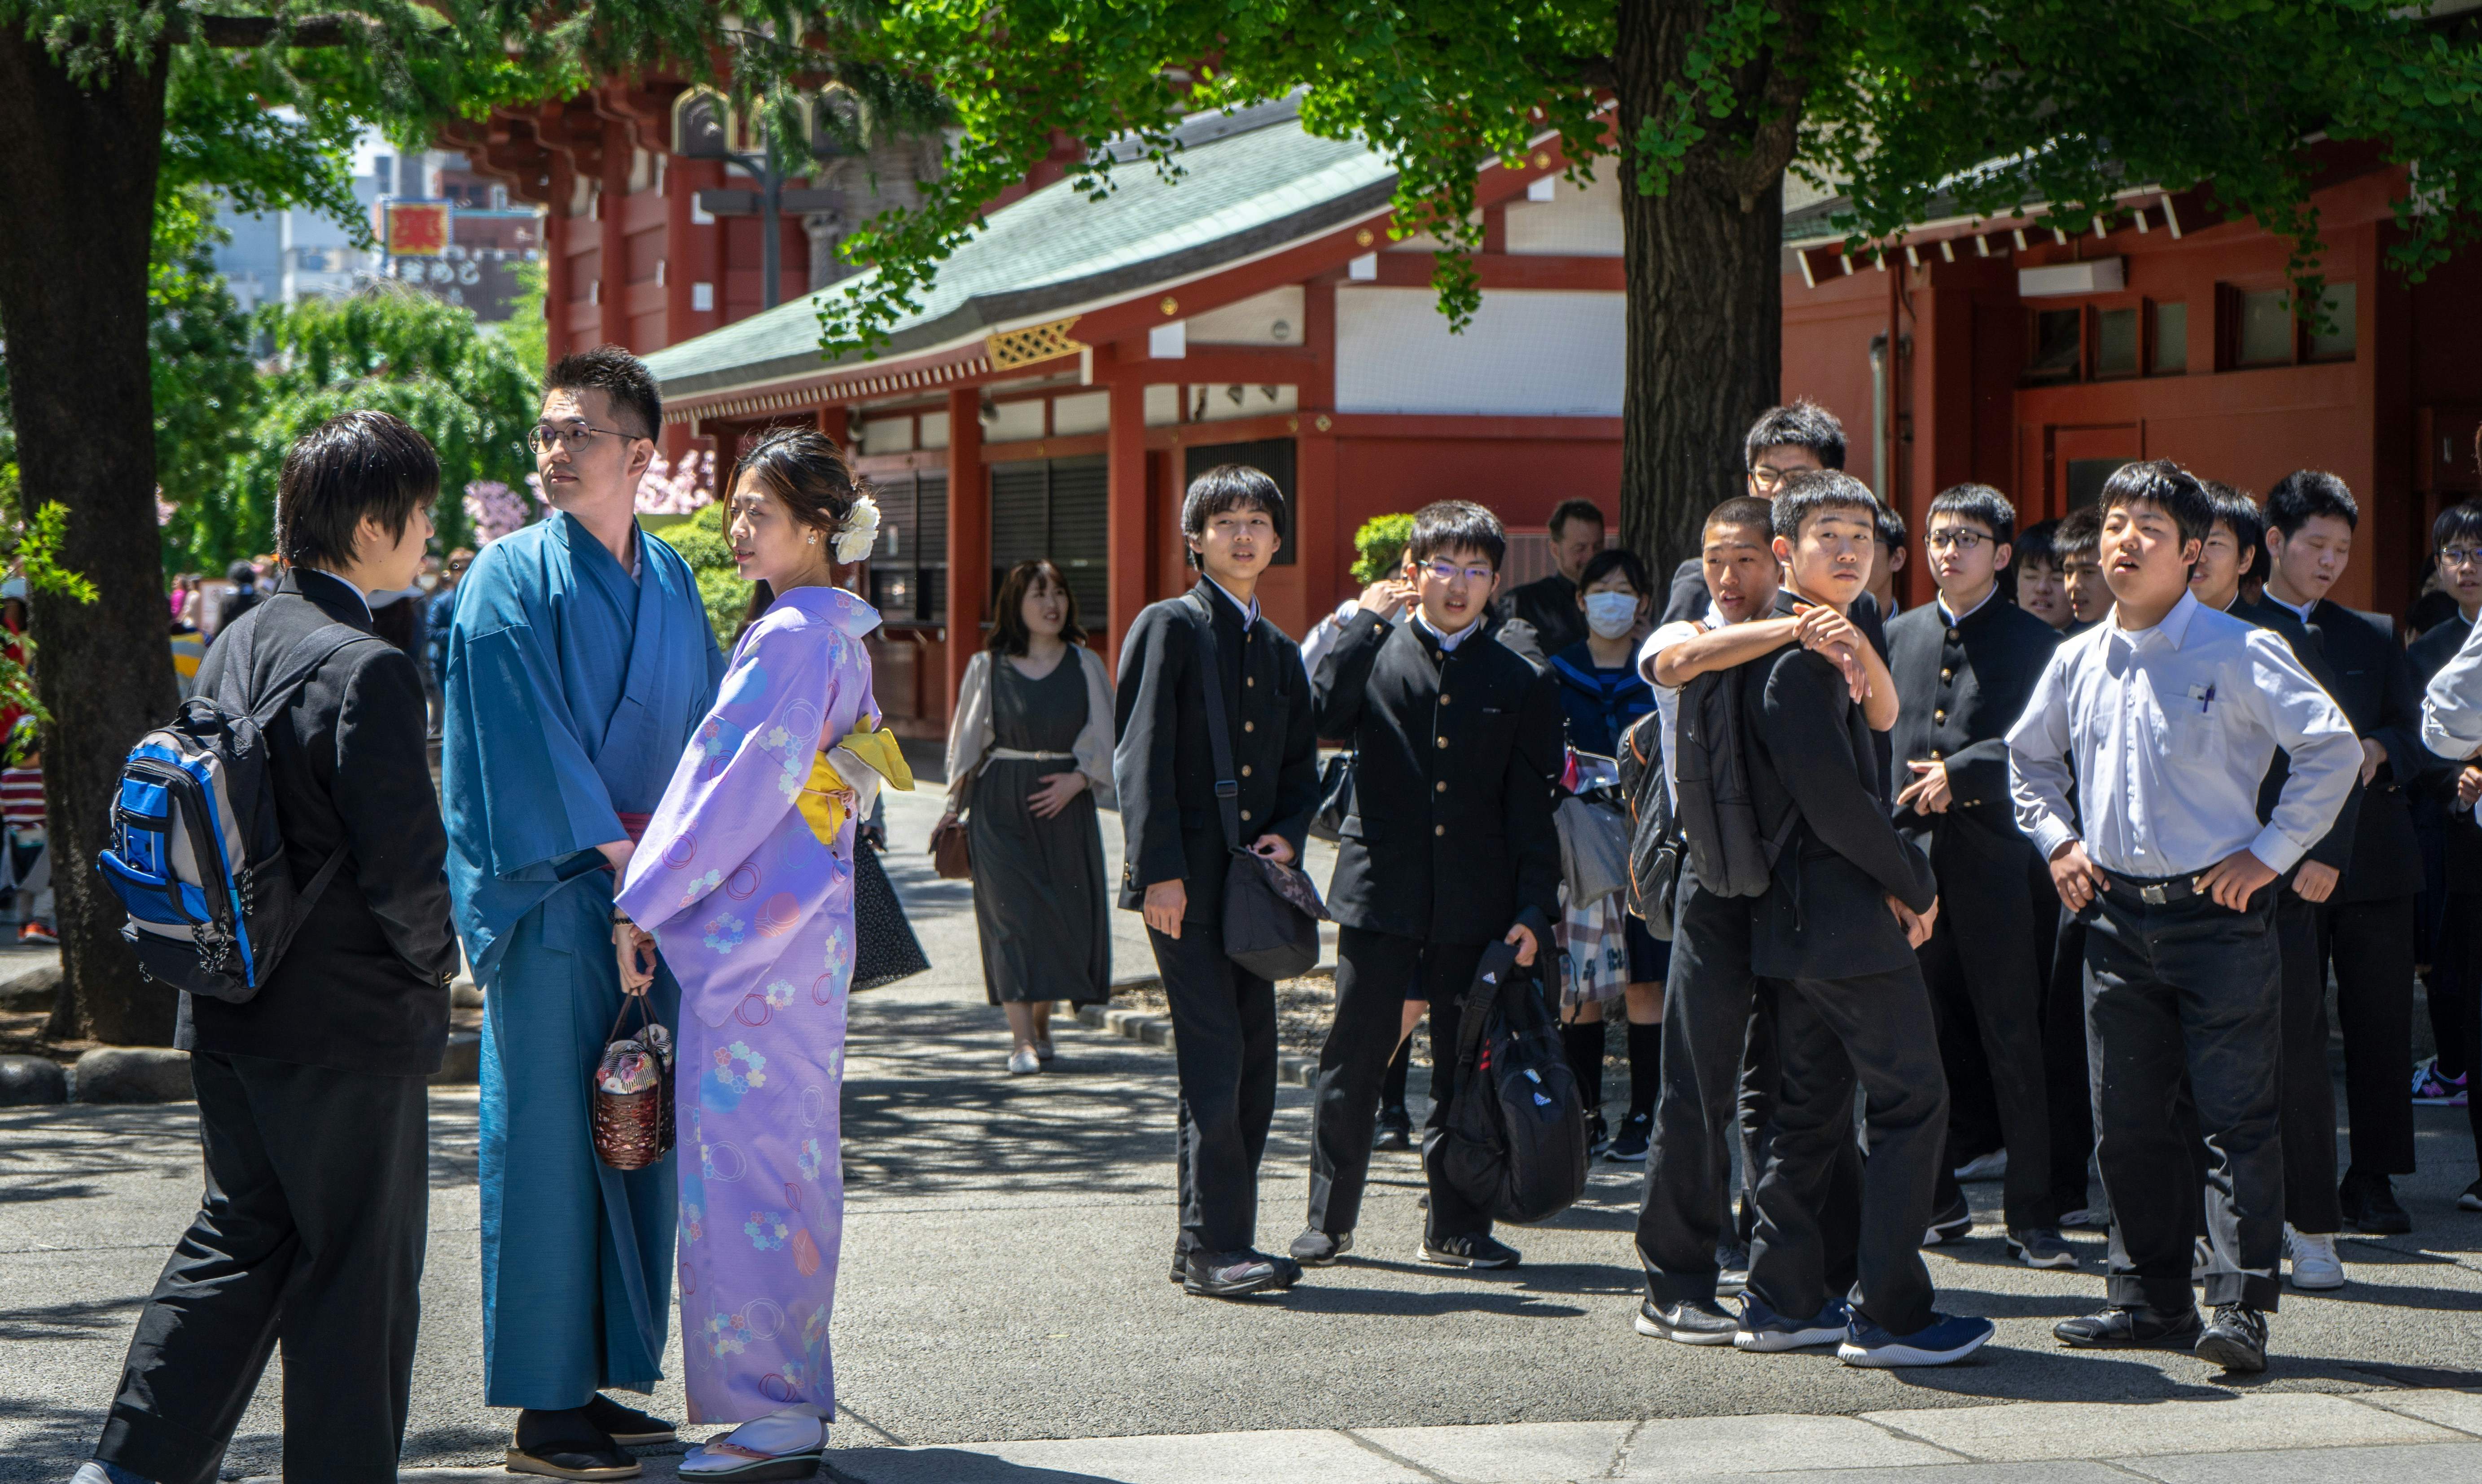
1241,765,1252,777
1947,628,1960,642
1930,749,1943,761
1436,737,1449,749
1940,668,1952,681
1435,781,1447,792
1246,676,1255,687
1439,694,1450,705
1243,721,1254,733
1934,710,1947,724
1241,809,1252,821
1435,824,1447,837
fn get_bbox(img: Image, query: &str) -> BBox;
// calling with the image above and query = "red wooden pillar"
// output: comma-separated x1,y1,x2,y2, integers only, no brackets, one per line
944,384,987,707
1298,280,1341,613
598,119,629,349
1106,366,1149,674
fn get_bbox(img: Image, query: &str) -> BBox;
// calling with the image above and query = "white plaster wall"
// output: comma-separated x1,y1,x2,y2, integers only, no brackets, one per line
1334,288,1623,416
1187,285,1306,345
1504,171,1623,256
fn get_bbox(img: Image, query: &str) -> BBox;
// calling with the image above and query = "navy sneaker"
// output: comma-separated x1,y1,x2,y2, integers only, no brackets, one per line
1837,1311,1995,1368
1733,1294,1850,1352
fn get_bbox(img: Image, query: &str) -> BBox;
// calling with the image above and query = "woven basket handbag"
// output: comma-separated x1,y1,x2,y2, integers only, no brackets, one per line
589,991,675,1171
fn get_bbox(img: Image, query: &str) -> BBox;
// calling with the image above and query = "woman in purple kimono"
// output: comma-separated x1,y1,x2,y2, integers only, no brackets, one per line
614,429,890,1477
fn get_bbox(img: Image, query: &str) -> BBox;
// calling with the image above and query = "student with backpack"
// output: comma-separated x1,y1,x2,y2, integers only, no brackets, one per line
79,411,460,1484
1114,464,1321,1299
2013,460,2357,1374
1294,500,1564,1274
1630,494,1886,1345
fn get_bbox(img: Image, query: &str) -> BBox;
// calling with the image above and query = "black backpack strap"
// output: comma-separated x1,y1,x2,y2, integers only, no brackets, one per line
1180,593,1245,854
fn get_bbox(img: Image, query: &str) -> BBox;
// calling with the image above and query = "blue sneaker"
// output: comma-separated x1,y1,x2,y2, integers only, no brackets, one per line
1733,1293,1851,1352
1837,1311,1995,1367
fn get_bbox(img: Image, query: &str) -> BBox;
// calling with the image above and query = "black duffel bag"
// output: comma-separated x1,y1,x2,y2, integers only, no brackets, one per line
1427,939,1590,1225
1184,595,1327,982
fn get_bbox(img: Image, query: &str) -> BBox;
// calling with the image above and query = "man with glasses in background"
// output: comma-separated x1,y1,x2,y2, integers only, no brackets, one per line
441,346,725,1477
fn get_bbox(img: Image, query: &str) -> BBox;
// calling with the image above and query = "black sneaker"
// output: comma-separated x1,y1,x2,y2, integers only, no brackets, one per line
1420,1232,1521,1269
2196,1303,2269,1373
580,1394,675,1446
1289,1228,1353,1266
1253,1249,1305,1289
1633,1295,1737,1346
1606,1109,1653,1162
1373,1105,1413,1151
1715,1240,1750,1295
2461,1178,2482,1213
1169,1247,1186,1283
2052,1305,2202,1349
2340,1173,2413,1234
1584,1109,1611,1156
1183,1250,1283,1298
1922,1197,1973,1246
2006,1227,2077,1269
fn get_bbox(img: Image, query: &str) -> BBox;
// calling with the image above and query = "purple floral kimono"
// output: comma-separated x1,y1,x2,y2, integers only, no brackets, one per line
614,585,879,1424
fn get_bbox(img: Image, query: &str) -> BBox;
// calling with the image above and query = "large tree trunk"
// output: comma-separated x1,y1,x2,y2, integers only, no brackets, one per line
0,33,182,1045
1613,1,1809,573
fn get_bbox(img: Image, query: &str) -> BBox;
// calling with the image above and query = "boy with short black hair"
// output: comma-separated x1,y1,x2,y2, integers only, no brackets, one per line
1724,469,1987,1366
1662,401,1852,626
2054,507,2110,629
2409,502,2482,1162
2012,460,2357,1373
2242,470,2428,1238
2189,484,2265,614
1868,503,1910,618
1116,464,1322,1298
1296,499,1564,1273
1886,483,2067,1267
2014,520,2072,630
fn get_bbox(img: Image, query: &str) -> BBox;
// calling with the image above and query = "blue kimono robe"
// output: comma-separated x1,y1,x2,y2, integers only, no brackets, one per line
443,511,724,1410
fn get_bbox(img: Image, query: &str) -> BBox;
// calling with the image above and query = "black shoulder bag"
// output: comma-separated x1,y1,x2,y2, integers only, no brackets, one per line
1183,594,1327,981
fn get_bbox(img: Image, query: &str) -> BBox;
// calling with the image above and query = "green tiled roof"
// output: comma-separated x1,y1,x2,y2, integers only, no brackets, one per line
647,97,1396,400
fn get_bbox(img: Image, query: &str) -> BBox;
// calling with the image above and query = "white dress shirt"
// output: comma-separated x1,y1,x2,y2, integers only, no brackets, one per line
1634,604,1724,810
2421,618,2482,809
1205,575,1260,627
2008,590,2358,879
1413,608,1480,652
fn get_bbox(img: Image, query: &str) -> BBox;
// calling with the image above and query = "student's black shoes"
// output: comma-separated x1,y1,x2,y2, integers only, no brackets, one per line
1372,1105,1413,1150
1583,1109,1611,1157
1635,1296,1737,1346
1715,1240,1751,1294
2006,1227,2077,1269
2338,1172,2413,1234
2461,1178,2482,1213
2196,1303,2270,1373
1183,1251,1286,1298
1420,1232,1521,1269
1289,1227,1354,1265
582,1394,675,1446
509,1407,640,1480
2052,1305,2203,1350
1922,1197,1973,1246
1606,1109,1653,1162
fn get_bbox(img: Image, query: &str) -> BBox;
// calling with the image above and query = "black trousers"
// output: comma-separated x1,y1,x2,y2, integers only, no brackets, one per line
1636,880,1855,1305
2325,894,2419,1181
2085,885,2284,1313
1750,967,1947,1338
1922,835,2055,1231
1149,924,1279,1257
2270,889,2344,1231
2441,891,2482,1158
2041,904,2096,1218
1308,928,1490,1240
97,1051,428,1484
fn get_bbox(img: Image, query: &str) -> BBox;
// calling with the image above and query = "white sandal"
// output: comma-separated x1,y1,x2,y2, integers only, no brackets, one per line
679,1409,825,1480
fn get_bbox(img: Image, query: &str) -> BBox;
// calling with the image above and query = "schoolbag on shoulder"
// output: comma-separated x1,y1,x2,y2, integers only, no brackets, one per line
1671,664,1794,899
1427,941,1590,1225
1615,711,1681,937
96,608,369,1003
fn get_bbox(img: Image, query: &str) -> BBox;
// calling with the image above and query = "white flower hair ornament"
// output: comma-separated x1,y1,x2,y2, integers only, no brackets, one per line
833,493,880,564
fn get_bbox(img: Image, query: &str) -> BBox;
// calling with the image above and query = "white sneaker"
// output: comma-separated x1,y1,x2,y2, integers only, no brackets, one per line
680,1406,827,1475
2287,1226,2346,1290
1007,1048,1040,1075
1952,1149,2009,1182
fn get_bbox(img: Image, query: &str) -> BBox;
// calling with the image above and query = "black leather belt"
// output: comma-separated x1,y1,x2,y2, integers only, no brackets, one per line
2103,869,2204,906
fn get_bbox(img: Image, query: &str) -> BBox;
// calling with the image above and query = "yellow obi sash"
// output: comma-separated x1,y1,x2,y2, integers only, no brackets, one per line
797,714,916,845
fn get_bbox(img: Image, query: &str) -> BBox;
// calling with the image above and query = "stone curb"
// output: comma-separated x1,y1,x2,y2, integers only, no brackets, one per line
0,952,62,1011
71,1046,194,1103
1078,965,1330,1090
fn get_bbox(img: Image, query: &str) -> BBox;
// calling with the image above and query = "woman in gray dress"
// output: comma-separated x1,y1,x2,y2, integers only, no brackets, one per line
941,559,1114,1073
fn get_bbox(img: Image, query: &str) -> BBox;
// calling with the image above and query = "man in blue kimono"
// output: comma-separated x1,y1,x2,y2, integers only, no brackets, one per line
443,346,725,1478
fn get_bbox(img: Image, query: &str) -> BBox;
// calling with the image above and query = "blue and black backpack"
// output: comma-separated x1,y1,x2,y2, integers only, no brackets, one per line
96,605,371,1002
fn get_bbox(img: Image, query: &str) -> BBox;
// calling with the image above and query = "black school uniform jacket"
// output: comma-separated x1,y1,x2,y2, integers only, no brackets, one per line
1312,608,1563,945
1113,580,1320,927
1885,593,2060,853
182,569,461,1076
2229,595,2359,878
2411,614,2482,891
1741,603,1937,982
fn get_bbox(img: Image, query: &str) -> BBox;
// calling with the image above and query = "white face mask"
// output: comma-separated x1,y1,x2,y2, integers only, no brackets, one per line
1583,590,1640,639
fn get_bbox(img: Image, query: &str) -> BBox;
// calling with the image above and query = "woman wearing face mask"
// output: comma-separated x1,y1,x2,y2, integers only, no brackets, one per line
1545,547,1669,1162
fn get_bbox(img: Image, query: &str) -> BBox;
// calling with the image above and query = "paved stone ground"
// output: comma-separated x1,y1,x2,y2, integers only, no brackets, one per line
4,758,2480,1482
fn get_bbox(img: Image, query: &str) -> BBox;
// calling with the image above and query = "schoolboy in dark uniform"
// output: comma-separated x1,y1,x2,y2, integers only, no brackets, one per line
1294,500,1564,1272
2409,503,2482,1208
1886,484,2066,1267
2013,460,2357,1374
2241,470,2429,1235
1731,469,1987,1367
1115,464,1321,1298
